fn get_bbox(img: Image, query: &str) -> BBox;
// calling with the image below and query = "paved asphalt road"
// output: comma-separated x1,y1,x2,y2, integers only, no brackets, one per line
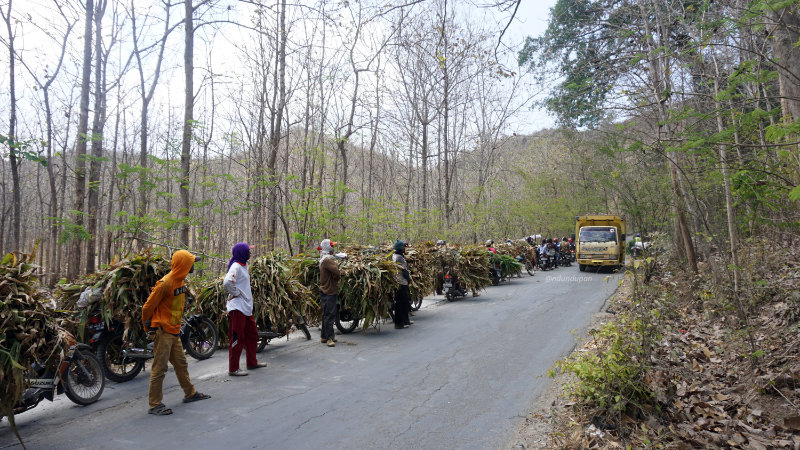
0,266,620,449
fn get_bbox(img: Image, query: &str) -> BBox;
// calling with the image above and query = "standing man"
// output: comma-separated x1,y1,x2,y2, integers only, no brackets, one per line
142,250,211,416
392,240,412,329
319,239,341,347
224,242,266,376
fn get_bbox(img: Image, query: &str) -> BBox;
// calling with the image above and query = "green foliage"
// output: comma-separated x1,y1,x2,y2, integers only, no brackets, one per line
519,0,635,127
48,215,91,245
554,316,656,413
0,134,47,167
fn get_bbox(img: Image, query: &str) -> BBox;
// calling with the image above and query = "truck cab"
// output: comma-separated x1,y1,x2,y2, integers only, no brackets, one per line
575,215,626,271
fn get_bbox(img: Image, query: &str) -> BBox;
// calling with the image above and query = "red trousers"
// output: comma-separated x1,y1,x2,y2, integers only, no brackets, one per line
228,310,258,371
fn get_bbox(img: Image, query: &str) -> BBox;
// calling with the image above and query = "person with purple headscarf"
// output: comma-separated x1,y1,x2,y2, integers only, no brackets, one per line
223,242,266,376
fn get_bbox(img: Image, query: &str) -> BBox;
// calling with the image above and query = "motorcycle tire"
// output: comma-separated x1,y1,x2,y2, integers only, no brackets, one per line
297,323,312,340
64,350,105,406
97,334,144,383
525,261,535,276
445,291,453,302
491,271,500,286
335,308,360,334
256,319,273,353
410,295,422,311
183,316,218,360
296,316,312,341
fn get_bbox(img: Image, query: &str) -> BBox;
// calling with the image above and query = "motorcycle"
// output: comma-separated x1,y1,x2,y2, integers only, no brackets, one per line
87,298,218,383
560,250,572,267
539,251,554,271
442,270,467,301
256,313,312,352
8,328,105,418
517,251,536,276
336,295,398,334
488,261,502,286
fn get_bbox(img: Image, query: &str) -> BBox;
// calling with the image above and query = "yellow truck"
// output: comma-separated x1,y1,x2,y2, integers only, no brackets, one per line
575,215,626,271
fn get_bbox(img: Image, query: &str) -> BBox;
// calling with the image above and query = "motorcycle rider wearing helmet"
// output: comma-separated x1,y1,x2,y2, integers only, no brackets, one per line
485,239,497,254
392,240,413,329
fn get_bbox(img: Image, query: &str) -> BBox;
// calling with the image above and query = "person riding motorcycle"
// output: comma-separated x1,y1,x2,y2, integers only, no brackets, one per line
485,239,497,254
561,236,571,259
553,238,561,267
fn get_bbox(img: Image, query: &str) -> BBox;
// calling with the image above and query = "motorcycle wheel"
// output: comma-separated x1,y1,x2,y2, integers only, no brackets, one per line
410,295,422,311
335,308,360,334
296,315,312,340
491,271,500,286
256,319,273,353
97,334,144,383
525,260,535,276
445,291,453,301
183,316,218,360
64,350,105,406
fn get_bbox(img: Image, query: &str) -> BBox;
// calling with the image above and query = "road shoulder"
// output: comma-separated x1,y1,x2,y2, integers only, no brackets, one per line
506,278,622,449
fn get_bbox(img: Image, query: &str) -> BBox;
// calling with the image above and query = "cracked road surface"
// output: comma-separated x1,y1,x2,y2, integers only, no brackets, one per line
0,267,620,449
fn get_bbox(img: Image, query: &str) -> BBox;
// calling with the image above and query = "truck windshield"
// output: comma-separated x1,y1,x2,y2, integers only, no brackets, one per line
580,227,617,243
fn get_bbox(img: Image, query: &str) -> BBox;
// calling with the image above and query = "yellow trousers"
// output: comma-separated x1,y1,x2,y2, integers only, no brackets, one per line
148,329,196,409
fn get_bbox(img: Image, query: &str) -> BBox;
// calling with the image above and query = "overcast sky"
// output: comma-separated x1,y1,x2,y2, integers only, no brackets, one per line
496,0,558,132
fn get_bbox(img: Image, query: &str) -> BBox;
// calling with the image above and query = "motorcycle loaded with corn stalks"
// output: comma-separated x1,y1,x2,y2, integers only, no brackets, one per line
1,251,105,442
56,251,218,383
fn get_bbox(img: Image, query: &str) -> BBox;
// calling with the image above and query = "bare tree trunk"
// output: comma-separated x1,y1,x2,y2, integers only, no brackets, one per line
86,0,107,273
105,88,121,263
639,0,697,274
132,1,172,235
267,0,287,250
712,57,740,294
179,0,193,246
68,0,94,279
2,1,21,252
767,4,800,122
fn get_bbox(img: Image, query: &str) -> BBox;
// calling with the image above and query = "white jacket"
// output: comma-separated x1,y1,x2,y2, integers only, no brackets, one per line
224,262,253,316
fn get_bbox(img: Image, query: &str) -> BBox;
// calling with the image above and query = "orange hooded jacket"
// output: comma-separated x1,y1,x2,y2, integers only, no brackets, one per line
141,250,195,335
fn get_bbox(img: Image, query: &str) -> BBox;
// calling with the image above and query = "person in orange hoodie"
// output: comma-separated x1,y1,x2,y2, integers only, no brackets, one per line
142,249,211,415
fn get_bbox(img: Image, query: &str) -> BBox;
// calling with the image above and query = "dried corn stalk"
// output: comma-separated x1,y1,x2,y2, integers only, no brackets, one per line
0,251,66,430
442,245,492,292
338,252,400,331
55,249,171,341
196,253,319,343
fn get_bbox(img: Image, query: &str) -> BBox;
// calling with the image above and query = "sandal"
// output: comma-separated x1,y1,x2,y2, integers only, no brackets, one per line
148,404,173,415
183,392,211,403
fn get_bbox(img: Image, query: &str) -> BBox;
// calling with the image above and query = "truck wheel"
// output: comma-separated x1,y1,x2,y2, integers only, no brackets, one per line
579,264,585,272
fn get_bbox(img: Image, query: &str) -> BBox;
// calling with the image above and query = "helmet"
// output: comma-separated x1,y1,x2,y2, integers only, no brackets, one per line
505,239,512,244
436,239,446,246
563,237,568,241
485,239,494,247
554,238,559,242
393,240,406,252
636,233,641,237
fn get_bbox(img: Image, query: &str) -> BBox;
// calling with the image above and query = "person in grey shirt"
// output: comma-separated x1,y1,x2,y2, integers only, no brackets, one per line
391,240,413,329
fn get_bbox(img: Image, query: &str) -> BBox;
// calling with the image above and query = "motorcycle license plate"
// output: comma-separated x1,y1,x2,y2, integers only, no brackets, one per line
443,282,453,288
